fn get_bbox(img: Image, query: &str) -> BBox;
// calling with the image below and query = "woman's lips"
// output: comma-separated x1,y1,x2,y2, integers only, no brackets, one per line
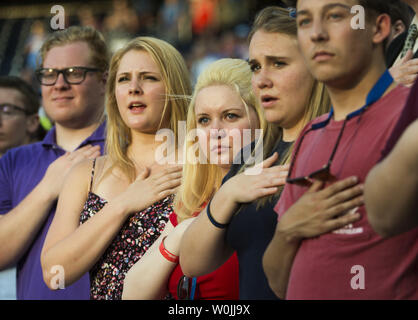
129,103,147,114
261,96,278,108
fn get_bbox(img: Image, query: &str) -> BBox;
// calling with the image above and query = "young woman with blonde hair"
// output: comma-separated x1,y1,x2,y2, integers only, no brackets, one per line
40,36,191,300
123,58,272,300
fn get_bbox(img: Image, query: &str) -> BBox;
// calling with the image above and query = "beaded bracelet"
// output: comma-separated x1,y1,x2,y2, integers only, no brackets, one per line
206,199,230,229
159,236,179,264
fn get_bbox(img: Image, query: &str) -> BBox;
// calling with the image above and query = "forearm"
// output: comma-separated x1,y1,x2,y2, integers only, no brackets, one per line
123,232,177,300
263,230,300,299
180,188,237,277
41,201,129,289
0,180,56,270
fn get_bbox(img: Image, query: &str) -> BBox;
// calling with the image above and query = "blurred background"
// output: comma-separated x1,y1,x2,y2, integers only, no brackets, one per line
0,0,287,89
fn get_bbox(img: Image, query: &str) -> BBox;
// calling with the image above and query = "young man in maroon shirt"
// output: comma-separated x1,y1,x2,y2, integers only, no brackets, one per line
263,0,417,299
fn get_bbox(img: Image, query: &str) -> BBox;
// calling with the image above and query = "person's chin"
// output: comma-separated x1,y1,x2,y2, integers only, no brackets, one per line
265,110,285,126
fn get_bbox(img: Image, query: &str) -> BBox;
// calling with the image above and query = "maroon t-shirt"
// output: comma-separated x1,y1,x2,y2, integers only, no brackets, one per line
274,85,418,299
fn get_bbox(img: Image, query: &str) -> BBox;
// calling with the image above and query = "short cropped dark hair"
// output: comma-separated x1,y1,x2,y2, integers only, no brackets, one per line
388,1,413,27
0,76,40,115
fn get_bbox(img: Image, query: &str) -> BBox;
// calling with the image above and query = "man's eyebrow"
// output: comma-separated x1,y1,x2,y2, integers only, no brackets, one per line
297,3,351,16
248,56,286,64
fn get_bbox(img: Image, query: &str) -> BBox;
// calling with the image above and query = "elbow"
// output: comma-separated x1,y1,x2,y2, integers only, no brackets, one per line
262,253,285,299
0,244,21,271
0,254,16,271
179,254,201,278
266,277,285,299
366,199,393,238
368,216,397,238
41,253,64,291
42,268,60,291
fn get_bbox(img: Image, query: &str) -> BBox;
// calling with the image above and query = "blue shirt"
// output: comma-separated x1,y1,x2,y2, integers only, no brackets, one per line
0,121,106,300
223,139,292,299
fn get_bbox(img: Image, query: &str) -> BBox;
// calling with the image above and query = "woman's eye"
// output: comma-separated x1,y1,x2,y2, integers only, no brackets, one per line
197,117,209,125
117,76,128,82
298,18,311,27
225,113,239,120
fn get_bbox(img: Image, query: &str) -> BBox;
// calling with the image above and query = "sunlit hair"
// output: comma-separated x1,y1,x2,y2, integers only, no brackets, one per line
174,58,277,222
246,6,331,208
37,25,109,73
105,36,192,182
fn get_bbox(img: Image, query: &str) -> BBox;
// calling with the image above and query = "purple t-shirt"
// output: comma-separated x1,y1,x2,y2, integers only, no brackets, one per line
0,122,106,300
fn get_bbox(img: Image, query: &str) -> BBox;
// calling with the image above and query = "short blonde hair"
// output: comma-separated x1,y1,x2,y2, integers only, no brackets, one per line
105,37,192,181
37,26,109,72
174,58,277,222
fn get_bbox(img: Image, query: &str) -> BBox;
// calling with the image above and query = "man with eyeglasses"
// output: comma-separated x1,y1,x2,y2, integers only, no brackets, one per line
264,0,417,299
0,26,108,300
0,76,43,158
0,75,44,300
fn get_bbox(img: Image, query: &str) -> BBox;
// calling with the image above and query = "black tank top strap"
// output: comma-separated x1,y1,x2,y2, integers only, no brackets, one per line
90,158,97,192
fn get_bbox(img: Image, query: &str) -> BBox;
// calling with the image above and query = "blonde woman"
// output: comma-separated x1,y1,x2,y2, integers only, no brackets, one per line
180,6,336,299
40,37,191,300
122,58,271,300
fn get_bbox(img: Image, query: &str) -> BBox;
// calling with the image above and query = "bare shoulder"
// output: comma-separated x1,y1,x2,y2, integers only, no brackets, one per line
63,157,107,195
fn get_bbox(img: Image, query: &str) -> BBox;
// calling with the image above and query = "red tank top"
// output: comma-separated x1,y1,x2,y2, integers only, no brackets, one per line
167,212,239,300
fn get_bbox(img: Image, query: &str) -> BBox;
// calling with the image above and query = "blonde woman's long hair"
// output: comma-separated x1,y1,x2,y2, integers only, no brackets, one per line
244,6,331,208
174,58,278,222
105,37,192,182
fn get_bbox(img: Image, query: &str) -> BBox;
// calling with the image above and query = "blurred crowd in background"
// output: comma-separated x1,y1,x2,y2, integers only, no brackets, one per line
0,0,284,98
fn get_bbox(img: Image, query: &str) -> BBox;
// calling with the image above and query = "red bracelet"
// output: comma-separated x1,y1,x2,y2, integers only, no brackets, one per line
159,236,179,264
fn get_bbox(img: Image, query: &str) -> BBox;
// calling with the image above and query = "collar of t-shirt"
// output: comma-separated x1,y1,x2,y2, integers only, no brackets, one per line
41,120,106,151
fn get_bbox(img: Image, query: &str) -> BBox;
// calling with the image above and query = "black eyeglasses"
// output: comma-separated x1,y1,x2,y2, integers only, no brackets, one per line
177,276,197,300
35,66,102,86
286,111,347,187
0,103,31,119
286,69,394,187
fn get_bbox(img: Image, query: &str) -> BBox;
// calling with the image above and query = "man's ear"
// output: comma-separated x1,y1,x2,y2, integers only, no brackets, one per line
100,71,108,95
372,13,392,45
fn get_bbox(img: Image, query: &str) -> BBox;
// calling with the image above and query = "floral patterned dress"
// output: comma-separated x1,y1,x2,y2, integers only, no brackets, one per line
79,159,173,300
